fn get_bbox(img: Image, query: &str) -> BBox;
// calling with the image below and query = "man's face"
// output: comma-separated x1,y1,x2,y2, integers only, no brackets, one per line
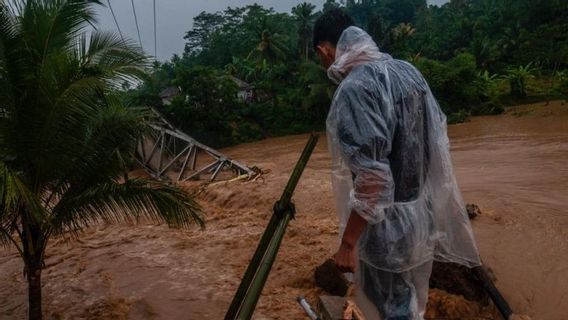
316,42,336,69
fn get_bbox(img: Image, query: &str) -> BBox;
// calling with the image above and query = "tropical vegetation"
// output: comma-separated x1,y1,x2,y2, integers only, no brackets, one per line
131,0,568,148
0,1,203,319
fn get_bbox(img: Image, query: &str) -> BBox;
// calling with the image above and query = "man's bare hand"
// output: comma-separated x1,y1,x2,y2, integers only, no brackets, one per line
334,241,356,273
334,210,368,273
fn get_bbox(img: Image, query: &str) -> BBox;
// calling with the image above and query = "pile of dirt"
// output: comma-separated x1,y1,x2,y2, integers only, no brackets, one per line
426,288,498,319
427,262,500,318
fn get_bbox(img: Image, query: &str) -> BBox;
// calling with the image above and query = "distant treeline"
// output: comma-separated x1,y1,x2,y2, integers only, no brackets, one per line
129,0,568,148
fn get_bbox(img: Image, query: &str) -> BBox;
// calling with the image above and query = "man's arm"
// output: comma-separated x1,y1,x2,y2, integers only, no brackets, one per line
332,81,394,272
335,182,380,273
335,209,367,273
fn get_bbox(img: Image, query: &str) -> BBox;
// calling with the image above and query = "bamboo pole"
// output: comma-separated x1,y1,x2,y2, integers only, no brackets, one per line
225,133,319,320
236,211,293,319
224,213,280,319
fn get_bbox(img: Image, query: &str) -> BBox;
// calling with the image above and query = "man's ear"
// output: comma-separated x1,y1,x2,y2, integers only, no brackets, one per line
316,43,336,68
317,44,334,61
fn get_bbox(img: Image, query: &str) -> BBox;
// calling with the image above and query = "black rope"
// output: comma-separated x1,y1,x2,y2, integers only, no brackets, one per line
273,200,296,219
107,0,124,41
153,0,157,59
130,0,143,47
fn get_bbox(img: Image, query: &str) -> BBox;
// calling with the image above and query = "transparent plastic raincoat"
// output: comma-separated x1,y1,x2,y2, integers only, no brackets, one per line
326,27,481,319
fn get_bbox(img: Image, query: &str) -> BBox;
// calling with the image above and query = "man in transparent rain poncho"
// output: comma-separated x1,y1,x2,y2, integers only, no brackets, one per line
313,9,481,319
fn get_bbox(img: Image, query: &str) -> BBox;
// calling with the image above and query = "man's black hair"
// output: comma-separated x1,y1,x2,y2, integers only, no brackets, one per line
313,8,355,49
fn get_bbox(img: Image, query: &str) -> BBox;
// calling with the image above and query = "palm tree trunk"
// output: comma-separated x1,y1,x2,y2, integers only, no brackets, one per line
21,213,44,320
27,265,42,320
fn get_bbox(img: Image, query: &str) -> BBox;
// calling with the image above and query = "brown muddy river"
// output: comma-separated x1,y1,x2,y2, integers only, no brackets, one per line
448,101,568,319
0,101,567,319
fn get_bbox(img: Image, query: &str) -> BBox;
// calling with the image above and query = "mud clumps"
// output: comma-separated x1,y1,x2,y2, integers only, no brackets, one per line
315,259,351,297
426,288,496,319
430,261,490,303
82,296,131,320
466,203,482,220
428,262,499,318
315,259,500,318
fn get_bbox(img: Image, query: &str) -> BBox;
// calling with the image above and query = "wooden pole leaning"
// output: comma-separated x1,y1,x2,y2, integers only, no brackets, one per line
225,133,319,320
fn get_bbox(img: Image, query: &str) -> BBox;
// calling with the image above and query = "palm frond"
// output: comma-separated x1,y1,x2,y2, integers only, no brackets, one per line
78,31,149,87
51,178,203,234
58,97,147,188
17,0,101,69
0,161,49,251
0,163,19,243
0,2,18,42
0,2,19,115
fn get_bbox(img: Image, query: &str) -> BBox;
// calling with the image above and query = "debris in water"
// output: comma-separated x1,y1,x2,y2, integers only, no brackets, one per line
466,203,482,220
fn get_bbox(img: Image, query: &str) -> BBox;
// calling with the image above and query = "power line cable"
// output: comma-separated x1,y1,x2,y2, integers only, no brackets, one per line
153,0,157,59
130,0,143,47
107,0,124,41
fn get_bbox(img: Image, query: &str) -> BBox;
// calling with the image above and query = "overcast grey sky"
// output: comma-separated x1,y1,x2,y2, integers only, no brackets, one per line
95,1,448,61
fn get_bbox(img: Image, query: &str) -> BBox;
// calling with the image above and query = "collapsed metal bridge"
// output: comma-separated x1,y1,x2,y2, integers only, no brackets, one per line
135,110,253,182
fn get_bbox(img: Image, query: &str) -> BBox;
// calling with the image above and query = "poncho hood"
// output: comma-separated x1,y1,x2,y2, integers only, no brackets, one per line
327,26,389,84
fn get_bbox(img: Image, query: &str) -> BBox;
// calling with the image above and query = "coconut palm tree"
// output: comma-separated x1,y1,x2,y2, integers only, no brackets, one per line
0,1,202,319
388,22,416,56
292,2,316,61
247,17,287,65
470,36,498,69
390,22,416,43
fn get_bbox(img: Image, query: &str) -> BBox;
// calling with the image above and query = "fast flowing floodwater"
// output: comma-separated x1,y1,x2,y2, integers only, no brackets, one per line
448,101,568,319
0,101,566,319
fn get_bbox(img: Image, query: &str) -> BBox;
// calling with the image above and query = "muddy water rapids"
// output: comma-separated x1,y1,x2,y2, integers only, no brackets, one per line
0,101,567,319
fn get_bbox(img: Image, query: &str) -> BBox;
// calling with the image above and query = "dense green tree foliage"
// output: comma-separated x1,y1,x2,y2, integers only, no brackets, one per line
133,0,568,148
0,1,203,319
409,0,568,71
